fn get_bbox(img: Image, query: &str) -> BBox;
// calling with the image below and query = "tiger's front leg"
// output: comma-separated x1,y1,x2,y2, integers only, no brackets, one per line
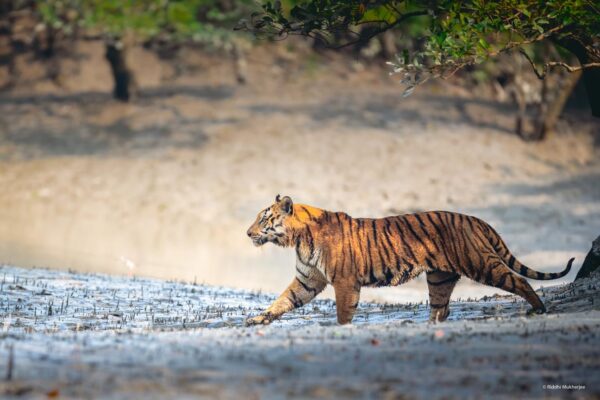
246,275,327,326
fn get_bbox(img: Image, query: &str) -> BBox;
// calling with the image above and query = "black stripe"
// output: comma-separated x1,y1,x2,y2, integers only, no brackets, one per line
403,264,412,280
369,220,385,274
295,236,302,259
356,219,367,277
289,289,303,308
296,266,309,279
368,265,378,284
416,214,446,264
466,216,475,231
347,218,356,271
330,266,337,284
484,262,496,285
381,221,396,266
384,267,395,284
425,257,435,270
390,228,404,273
401,217,436,263
442,213,462,266
497,272,510,288
508,274,516,290
373,233,389,281
357,218,364,231
508,255,516,269
352,219,365,270
305,227,315,263
371,220,378,243
392,219,418,263
427,275,459,286
430,301,449,309
295,277,317,295
377,246,393,276
365,228,376,280
383,220,404,274
459,229,480,276
399,255,416,271
431,212,459,269
337,214,345,278
365,226,372,264
301,206,315,221
519,264,529,276
536,272,545,280
334,212,341,224
426,213,447,252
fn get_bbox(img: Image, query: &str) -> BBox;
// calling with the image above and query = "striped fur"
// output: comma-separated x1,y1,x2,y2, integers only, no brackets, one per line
246,196,574,325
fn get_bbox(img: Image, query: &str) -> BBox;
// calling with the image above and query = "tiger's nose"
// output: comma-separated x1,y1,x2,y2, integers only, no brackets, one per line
246,229,252,237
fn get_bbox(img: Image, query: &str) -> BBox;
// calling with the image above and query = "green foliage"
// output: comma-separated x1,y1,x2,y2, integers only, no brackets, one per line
244,0,600,94
36,0,253,46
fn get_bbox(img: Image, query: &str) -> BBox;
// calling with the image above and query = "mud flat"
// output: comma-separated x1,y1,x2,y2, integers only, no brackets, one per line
0,265,598,399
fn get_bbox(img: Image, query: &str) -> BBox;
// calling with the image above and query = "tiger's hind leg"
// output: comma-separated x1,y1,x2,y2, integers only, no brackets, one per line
426,271,460,322
333,281,361,325
468,252,546,314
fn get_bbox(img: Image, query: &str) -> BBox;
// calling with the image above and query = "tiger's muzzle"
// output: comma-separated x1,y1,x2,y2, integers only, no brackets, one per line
247,227,267,247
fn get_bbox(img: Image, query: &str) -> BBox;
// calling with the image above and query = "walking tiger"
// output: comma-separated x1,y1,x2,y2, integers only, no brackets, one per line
245,195,573,325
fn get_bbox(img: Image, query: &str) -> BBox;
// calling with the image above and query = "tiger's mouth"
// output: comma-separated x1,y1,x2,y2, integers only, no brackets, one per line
250,236,267,247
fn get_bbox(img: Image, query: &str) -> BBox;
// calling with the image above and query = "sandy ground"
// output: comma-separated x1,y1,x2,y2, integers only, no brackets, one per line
0,42,599,305
0,265,599,399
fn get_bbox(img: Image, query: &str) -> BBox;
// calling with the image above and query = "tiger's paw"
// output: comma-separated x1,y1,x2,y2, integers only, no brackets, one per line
526,307,546,316
245,313,274,326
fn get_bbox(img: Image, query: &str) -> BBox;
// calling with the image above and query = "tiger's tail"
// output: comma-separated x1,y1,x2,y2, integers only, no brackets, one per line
478,220,573,280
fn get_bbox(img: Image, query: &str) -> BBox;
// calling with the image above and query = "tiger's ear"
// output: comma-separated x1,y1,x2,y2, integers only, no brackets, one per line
280,196,293,215
275,194,281,203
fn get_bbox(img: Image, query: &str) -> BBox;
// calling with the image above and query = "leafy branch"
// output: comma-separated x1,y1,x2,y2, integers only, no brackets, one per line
243,1,600,98
518,48,600,79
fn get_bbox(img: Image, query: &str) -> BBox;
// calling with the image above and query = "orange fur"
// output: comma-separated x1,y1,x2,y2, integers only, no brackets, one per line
246,196,573,325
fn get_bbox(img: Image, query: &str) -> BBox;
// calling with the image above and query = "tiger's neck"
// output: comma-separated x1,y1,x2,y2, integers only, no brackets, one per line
291,207,339,267
293,224,323,267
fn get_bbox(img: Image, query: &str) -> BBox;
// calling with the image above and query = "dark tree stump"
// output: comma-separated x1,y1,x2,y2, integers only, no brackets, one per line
105,41,135,102
575,235,600,281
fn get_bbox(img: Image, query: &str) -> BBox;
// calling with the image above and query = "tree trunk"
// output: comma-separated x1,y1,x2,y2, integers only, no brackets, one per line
0,12,17,90
554,37,600,117
512,83,527,140
580,66,600,117
105,41,135,102
36,26,63,86
538,69,581,136
379,30,397,59
522,69,582,141
232,42,247,85
575,235,600,281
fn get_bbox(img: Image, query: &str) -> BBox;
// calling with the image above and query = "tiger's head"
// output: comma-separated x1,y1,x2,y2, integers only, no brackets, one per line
247,195,295,247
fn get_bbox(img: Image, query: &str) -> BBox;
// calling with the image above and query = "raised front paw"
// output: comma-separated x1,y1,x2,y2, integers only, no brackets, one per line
245,313,274,326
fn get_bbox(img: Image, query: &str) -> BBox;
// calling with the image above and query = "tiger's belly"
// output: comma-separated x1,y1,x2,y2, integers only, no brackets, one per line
362,264,427,287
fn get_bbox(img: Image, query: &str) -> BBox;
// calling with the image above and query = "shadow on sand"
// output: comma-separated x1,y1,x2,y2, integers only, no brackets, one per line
247,93,518,134
0,85,238,159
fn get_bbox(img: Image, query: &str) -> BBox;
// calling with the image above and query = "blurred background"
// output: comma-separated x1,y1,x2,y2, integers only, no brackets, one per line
0,0,598,303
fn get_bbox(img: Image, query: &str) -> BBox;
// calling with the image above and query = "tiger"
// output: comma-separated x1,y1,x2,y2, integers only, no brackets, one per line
245,195,574,325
